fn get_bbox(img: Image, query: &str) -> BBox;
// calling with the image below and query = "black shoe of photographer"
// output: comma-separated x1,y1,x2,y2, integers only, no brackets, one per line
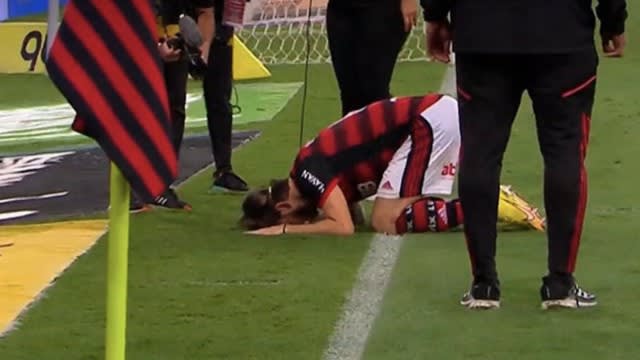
209,170,249,193
130,192,151,214
151,188,192,211
109,192,150,214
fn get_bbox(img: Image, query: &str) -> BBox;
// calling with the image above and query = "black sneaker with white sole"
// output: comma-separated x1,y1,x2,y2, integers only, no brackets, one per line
460,281,501,309
151,188,192,211
540,277,597,309
209,170,249,193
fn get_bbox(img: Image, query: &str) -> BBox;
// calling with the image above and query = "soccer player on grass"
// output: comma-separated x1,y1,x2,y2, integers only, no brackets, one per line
240,94,545,236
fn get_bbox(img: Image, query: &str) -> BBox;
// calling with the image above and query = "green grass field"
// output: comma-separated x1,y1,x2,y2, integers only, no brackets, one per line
1,15,640,360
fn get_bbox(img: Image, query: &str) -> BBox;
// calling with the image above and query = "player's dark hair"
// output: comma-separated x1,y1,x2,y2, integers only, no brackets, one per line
240,179,290,230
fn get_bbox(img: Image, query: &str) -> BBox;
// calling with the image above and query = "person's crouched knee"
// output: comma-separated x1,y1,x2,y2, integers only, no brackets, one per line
371,208,397,235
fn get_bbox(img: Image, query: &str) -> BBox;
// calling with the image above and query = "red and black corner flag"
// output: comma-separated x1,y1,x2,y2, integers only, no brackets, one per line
45,0,177,201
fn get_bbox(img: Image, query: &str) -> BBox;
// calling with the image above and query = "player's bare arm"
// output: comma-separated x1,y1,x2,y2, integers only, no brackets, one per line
281,184,355,236
243,179,354,236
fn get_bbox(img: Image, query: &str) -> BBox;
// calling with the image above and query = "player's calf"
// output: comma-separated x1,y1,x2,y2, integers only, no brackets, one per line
372,196,463,235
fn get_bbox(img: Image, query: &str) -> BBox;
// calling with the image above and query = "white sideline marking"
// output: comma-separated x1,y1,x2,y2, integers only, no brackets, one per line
0,191,68,205
322,234,404,360
0,95,203,144
322,59,455,359
0,210,38,222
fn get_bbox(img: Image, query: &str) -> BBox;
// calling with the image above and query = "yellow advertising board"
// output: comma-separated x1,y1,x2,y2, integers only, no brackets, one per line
0,22,270,80
0,22,49,74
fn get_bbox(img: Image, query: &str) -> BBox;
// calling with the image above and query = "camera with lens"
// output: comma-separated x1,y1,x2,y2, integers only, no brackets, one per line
165,34,208,80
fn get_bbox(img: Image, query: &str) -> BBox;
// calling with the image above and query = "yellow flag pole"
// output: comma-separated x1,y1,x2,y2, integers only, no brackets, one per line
105,162,130,360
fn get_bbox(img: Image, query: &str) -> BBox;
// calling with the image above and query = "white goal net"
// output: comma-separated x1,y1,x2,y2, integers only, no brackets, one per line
237,0,428,65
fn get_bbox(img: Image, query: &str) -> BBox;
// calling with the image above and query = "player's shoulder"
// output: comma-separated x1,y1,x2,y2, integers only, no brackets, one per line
405,93,456,112
418,93,459,121
435,93,458,109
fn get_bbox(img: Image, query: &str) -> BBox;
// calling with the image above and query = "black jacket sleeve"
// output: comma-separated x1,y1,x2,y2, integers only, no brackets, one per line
419,0,453,22
596,0,628,35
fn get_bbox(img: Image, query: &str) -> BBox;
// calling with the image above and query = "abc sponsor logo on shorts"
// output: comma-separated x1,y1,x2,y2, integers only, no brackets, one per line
441,163,456,176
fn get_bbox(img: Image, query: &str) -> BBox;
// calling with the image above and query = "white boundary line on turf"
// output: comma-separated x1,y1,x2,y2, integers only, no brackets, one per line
322,59,456,359
322,234,405,360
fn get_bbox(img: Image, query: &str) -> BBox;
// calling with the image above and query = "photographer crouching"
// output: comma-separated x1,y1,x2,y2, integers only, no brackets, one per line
132,0,215,212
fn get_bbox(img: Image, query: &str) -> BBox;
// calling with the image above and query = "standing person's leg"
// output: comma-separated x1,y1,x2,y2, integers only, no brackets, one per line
527,49,599,309
352,1,408,110
133,58,191,211
164,58,189,158
326,1,359,115
204,25,248,192
456,54,524,308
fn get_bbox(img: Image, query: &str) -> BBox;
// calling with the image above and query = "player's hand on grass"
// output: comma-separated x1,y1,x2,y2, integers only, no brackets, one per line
245,224,286,236
401,0,418,32
426,20,452,63
602,33,626,57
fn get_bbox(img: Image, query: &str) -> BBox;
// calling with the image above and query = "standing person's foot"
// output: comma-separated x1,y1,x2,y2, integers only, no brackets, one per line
540,275,597,309
130,193,151,214
460,279,501,309
151,188,192,211
209,170,249,193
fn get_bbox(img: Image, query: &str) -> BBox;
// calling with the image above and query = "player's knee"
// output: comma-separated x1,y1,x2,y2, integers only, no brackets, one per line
370,207,397,235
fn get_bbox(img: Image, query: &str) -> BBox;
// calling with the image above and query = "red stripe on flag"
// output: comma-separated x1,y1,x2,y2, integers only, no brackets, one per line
92,0,170,118
67,4,176,174
132,0,159,42
51,40,167,196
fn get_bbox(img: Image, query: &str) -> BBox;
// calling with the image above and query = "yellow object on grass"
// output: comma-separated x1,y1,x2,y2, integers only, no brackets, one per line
232,35,271,80
498,185,546,232
0,219,107,335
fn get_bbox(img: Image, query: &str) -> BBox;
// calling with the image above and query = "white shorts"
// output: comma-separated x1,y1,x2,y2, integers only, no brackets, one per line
375,95,460,199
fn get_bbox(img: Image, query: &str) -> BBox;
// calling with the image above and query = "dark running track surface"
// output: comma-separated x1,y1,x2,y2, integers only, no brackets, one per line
0,131,260,225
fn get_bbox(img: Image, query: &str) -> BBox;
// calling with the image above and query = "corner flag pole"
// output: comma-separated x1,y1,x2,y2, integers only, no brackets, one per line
105,163,131,360
46,5,131,359
46,0,59,55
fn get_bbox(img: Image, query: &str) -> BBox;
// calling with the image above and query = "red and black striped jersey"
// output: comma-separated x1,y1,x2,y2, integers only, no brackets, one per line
290,94,443,207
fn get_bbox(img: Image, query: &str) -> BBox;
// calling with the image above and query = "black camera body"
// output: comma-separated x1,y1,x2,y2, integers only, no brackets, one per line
166,35,208,80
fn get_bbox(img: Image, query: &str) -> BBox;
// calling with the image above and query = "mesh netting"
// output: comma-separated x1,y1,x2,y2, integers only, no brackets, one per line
237,0,428,65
